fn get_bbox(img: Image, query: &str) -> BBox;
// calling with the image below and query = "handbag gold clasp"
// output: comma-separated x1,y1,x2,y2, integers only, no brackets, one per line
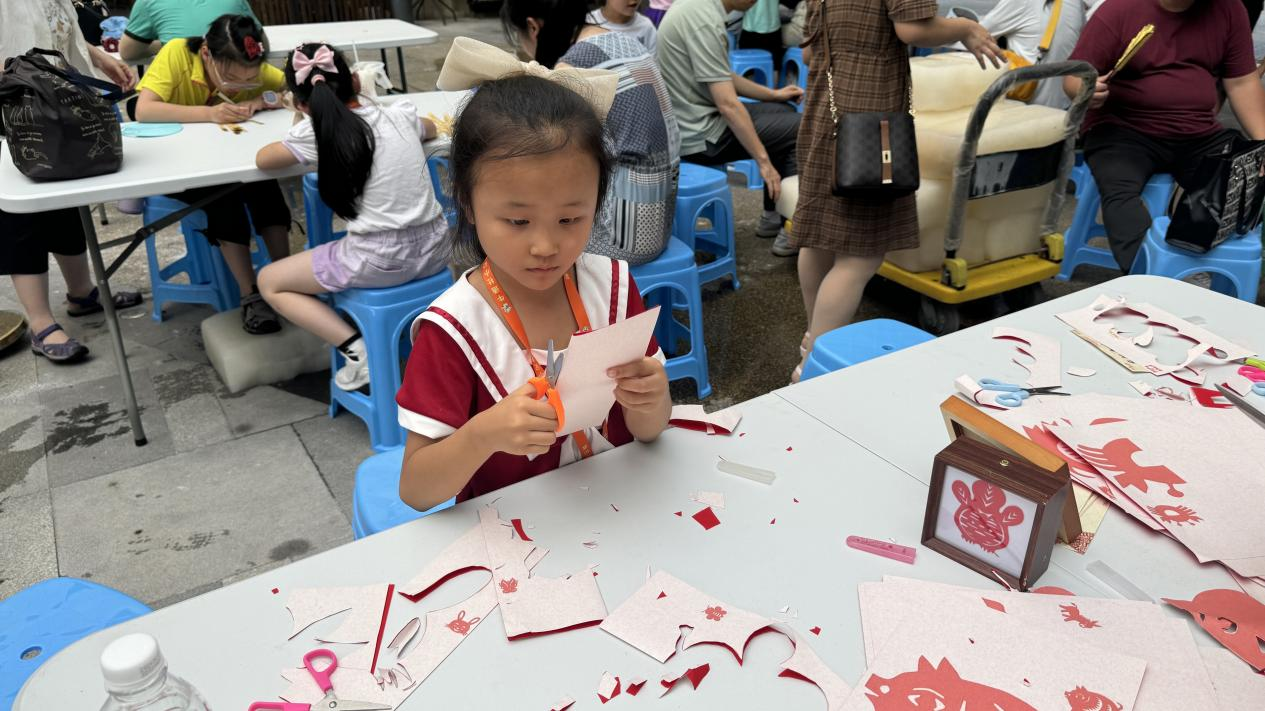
881,150,892,163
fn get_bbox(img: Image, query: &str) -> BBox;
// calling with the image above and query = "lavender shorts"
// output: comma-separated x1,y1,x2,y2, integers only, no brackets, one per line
311,218,450,292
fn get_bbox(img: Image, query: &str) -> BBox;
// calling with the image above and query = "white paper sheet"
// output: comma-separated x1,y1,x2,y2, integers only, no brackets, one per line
554,307,660,433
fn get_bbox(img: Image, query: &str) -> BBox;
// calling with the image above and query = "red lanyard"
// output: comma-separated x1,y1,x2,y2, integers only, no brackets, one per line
480,260,597,458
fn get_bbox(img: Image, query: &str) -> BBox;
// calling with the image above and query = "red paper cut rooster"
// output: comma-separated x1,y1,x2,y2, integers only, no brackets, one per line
1074,439,1186,497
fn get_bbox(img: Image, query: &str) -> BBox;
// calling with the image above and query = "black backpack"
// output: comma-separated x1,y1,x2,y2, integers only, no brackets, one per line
0,48,126,181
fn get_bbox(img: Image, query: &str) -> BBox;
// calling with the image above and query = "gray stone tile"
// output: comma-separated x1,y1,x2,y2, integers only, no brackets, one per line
33,333,171,390
51,427,350,605
40,369,174,488
0,394,48,501
293,415,374,523
0,344,39,404
117,301,214,350
149,361,232,452
0,491,56,601
215,382,326,438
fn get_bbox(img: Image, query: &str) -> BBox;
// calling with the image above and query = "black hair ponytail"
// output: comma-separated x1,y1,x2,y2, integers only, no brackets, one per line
186,14,268,66
284,43,374,220
500,0,591,69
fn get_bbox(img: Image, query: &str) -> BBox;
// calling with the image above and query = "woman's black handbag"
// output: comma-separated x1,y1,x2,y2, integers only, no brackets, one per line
1167,135,1265,253
817,0,920,196
0,48,126,181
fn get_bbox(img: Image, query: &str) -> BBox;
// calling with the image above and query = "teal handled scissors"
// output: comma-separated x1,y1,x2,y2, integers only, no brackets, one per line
979,378,1071,407
1238,366,1265,396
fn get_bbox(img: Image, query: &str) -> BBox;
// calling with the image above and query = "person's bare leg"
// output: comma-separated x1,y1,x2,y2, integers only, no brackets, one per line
260,224,291,262
792,254,884,379
257,251,355,345
796,247,834,322
219,242,257,295
10,273,69,345
52,251,95,300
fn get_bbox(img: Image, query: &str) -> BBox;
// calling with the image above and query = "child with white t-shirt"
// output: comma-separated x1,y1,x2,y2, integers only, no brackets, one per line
255,43,449,390
587,0,658,52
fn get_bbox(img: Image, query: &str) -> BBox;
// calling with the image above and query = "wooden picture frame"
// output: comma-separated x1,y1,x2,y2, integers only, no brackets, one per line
922,436,1069,591
940,396,1082,544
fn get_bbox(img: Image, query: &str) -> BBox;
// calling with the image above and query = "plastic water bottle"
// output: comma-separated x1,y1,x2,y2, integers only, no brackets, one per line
99,633,210,711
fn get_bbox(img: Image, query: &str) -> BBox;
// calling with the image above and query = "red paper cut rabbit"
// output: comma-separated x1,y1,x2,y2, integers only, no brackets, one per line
446,610,480,635
952,479,1025,554
1059,603,1102,629
864,657,1038,711
1065,685,1123,711
1075,439,1186,497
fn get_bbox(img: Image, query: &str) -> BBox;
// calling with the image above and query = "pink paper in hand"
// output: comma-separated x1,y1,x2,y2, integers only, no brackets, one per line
553,306,660,433
669,404,743,435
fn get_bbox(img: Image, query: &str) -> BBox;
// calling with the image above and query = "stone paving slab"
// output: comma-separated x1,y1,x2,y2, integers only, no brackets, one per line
0,344,39,405
52,426,350,605
149,360,234,453
39,369,174,489
0,491,56,600
32,331,172,391
215,381,328,438
0,394,48,502
292,414,375,524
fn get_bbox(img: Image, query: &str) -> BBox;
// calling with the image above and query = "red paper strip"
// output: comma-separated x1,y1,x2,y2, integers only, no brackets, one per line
809,626,821,636
368,583,396,675
510,518,533,541
661,663,711,695
982,597,1007,613
692,506,720,530
626,679,647,696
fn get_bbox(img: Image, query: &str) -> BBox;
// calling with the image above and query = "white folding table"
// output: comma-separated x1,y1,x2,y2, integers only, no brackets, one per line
0,91,470,446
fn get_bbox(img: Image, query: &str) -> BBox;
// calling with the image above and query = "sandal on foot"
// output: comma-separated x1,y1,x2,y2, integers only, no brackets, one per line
66,287,143,317
240,292,281,335
30,323,89,363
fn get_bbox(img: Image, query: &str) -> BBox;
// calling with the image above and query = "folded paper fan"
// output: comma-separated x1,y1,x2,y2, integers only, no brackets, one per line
1111,24,1155,77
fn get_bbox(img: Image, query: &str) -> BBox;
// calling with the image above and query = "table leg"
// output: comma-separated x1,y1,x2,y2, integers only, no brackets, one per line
380,48,391,80
396,47,408,92
77,206,148,447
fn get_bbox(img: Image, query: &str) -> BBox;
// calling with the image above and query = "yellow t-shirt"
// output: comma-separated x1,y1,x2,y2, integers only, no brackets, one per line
137,38,285,106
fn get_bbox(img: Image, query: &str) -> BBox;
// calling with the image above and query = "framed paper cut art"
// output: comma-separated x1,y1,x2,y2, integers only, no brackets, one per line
923,436,1069,591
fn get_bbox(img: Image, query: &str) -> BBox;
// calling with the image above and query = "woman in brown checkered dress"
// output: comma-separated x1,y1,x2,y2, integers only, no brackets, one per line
789,0,1001,380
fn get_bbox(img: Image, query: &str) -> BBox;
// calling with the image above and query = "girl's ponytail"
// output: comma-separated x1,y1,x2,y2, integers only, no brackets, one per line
285,44,374,220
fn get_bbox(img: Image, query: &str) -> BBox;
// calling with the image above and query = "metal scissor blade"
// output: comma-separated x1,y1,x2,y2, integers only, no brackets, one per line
549,353,565,386
328,700,393,711
1216,385,1265,431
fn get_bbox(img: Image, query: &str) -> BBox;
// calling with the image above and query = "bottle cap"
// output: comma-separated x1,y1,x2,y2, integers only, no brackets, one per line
100,633,166,694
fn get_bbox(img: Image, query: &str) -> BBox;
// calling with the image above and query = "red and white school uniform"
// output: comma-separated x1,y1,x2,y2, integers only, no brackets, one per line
396,253,664,502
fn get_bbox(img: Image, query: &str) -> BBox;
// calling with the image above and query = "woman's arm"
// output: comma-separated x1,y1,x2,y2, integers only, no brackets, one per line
135,88,254,123
118,34,160,61
88,45,137,91
893,17,1004,69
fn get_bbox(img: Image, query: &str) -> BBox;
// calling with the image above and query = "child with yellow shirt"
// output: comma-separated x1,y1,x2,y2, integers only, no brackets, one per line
135,14,292,334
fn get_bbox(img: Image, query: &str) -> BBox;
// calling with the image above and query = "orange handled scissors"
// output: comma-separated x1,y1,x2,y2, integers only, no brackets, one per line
529,339,565,433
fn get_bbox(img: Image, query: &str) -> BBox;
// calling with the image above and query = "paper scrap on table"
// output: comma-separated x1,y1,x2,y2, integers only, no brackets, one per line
1067,367,1096,377
716,457,776,484
669,404,743,435
844,587,1147,711
692,506,721,530
659,663,710,696
993,327,1062,388
554,306,660,433
860,576,1218,710
692,490,725,509
775,625,853,711
1164,588,1265,671
284,583,390,643
549,696,576,711
1056,295,1255,379
597,671,621,703
1198,646,1265,709
626,677,647,695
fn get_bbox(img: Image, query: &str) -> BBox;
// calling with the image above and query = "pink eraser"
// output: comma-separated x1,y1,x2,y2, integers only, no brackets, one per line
846,535,916,565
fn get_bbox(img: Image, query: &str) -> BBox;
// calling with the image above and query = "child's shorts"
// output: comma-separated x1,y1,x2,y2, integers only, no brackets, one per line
311,217,449,292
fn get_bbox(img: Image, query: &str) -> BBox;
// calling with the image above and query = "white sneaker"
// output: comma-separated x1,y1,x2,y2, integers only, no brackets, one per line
756,211,783,238
334,338,370,391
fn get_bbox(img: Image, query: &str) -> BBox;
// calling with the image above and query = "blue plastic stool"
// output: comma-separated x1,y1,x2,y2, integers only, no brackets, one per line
425,155,458,228
727,158,764,191
730,49,774,88
1134,217,1262,303
1,577,150,708
352,446,455,538
675,163,740,291
329,270,455,451
631,238,712,398
782,46,808,92
302,173,344,248
142,196,271,320
800,319,935,381
1058,171,1174,280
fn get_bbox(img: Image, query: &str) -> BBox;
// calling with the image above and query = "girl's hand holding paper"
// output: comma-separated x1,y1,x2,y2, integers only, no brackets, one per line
609,357,669,414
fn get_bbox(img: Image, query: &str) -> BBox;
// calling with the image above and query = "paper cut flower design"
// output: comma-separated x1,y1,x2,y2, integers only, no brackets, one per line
864,656,1037,711
499,578,519,593
704,605,727,621
1065,685,1123,711
1147,504,1202,526
446,610,480,635
951,479,1024,554
1075,438,1186,497
1059,603,1102,629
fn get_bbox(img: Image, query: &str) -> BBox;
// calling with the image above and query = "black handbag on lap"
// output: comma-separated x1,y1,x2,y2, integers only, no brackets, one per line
1167,134,1265,253
0,48,126,181
817,0,920,196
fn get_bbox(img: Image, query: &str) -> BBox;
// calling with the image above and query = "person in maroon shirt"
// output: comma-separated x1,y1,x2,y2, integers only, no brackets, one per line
1063,0,1265,271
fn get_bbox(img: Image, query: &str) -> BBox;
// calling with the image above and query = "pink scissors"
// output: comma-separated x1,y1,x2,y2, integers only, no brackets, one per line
1239,366,1265,396
248,649,391,711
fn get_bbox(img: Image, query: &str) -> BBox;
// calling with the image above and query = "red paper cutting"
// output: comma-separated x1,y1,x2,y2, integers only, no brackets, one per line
809,626,821,636
626,678,646,696
1059,603,1101,629
952,479,1025,553
770,518,776,525
1148,504,1202,526
1191,386,1234,409
1065,686,1124,711
368,583,395,675
673,511,682,517
661,663,711,695
657,591,667,599
864,657,1038,711
510,518,533,541
271,587,279,594
692,507,720,530
786,446,793,452
1163,589,1265,671
597,674,621,703
1074,438,1187,497
981,598,1007,613
704,605,727,621
1031,586,1075,596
